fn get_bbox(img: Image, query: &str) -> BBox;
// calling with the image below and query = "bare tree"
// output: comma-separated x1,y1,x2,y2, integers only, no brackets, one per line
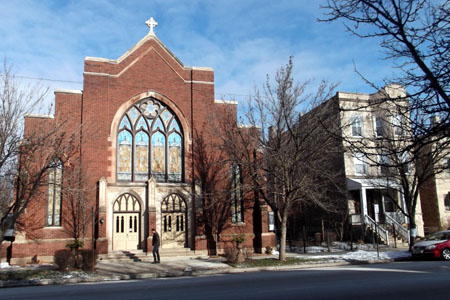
193,130,233,255
0,61,79,256
61,160,93,266
321,0,450,132
218,58,343,261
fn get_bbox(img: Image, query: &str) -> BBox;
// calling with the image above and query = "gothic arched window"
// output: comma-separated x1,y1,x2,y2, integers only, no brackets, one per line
117,98,183,182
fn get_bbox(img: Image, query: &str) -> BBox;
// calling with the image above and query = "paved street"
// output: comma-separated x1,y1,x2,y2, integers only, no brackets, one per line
1,260,449,300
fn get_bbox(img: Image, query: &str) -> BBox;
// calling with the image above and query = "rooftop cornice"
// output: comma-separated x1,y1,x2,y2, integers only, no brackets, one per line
24,114,54,119
54,89,83,94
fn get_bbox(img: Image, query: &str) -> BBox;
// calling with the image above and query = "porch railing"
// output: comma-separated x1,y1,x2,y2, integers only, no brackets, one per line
385,213,410,244
365,214,390,246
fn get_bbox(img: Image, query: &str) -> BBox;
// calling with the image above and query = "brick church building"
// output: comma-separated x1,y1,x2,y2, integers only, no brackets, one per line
2,18,275,264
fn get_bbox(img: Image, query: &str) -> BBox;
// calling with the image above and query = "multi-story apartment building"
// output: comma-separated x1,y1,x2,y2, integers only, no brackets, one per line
309,84,425,245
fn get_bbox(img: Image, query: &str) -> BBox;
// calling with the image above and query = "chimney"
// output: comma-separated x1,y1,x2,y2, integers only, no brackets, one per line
269,126,276,140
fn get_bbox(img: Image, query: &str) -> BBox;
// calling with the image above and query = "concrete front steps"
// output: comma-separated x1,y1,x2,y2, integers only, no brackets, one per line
99,248,208,262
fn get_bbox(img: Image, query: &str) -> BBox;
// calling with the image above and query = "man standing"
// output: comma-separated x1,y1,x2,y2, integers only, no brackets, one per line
152,228,160,264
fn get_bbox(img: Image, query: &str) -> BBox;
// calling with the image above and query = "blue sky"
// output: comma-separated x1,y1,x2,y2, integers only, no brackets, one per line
0,0,394,108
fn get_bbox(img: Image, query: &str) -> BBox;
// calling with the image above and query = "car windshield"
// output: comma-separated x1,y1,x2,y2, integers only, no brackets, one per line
427,232,448,241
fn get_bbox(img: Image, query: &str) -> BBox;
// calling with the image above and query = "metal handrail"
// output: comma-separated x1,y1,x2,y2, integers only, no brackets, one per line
364,215,390,246
385,213,410,244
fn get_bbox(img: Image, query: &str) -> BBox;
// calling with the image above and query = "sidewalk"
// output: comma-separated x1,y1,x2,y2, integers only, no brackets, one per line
95,257,232,279
0,248,411,288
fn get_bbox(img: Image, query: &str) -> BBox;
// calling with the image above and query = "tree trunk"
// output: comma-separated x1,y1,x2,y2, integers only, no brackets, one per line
279,209,288,261
0,230,4,260
409,217,416,250
215,230,219,256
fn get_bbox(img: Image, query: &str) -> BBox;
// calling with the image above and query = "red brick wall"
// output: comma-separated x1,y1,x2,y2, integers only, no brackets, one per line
420,175,441,230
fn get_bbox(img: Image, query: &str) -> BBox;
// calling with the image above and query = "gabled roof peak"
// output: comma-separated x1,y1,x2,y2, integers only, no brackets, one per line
84,17,210,71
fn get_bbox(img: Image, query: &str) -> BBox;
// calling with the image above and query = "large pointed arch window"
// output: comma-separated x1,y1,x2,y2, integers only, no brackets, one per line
117,97,184,182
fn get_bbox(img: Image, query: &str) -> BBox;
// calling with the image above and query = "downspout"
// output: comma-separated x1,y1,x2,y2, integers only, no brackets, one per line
190,68,196,250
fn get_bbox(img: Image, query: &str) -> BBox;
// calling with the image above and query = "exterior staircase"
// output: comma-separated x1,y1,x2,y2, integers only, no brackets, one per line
384,225,410,248
98,248,208,262
364,214,410,248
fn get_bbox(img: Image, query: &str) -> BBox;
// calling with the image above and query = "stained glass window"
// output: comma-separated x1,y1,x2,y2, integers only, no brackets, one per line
47,159,62,226
168,133,182,181
118,131,132,181
117,97,183,182
135,131,149,181
152,132,165,181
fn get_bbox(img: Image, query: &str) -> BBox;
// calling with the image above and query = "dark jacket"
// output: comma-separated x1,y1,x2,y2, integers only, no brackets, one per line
152,231,160,246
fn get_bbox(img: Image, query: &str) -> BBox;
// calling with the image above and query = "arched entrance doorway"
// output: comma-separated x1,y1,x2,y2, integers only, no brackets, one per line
161,194,187,248
113,193,141,250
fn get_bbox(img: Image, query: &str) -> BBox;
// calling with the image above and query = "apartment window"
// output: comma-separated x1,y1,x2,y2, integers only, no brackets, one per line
378,153,390,175
398,151,410,174
350,115,363,137
393,114,404,136
444,158,450,177
373,116,384,137
354,153,368,175
47,159,62,226
445,193,450,211
231,164,243,223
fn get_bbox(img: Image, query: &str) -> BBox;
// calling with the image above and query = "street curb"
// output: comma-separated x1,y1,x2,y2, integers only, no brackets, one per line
0,257,411,288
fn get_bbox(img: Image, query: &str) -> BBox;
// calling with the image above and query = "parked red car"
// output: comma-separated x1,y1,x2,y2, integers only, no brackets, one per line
411,230,450,260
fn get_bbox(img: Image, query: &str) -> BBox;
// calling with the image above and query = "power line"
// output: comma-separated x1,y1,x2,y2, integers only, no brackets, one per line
0,73,83,84
0,73,254,100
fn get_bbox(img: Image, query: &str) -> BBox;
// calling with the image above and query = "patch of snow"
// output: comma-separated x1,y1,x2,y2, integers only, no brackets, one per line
301,250,411,261
288,242,388,254
62,271,90,279
1,262,11,268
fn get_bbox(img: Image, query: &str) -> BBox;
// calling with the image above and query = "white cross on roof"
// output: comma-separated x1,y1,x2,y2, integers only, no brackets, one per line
145,17,158,34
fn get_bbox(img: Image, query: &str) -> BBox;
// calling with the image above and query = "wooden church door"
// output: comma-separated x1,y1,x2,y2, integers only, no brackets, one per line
113,194,141,250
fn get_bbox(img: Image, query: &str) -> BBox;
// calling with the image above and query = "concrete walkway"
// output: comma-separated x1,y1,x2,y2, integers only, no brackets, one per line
95,257,232,279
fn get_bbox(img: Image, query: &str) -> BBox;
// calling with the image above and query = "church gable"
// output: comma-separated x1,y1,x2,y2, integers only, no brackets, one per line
83,19,213,85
